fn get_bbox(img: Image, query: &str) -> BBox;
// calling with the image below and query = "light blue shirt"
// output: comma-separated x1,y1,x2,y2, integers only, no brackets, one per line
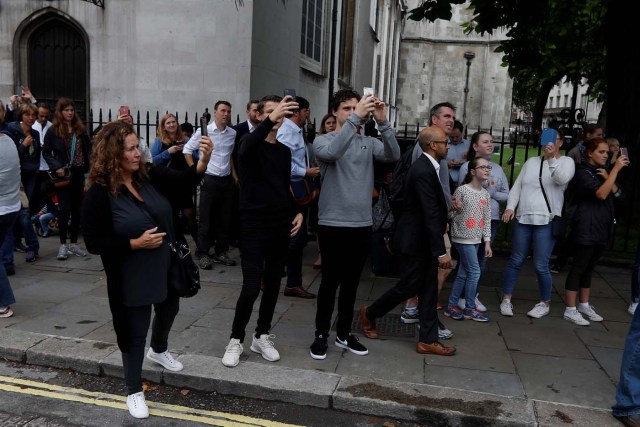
277,118,307,181
183,123,236,177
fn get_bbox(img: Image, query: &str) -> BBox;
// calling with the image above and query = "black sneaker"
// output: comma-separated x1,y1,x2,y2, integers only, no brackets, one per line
14,242,27,253
310,335,328,360
198,255,213,270
212,252,236,266
550,264,561,274
335,334,368,356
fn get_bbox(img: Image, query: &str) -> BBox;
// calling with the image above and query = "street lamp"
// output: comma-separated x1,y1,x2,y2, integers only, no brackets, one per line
462,51,476,126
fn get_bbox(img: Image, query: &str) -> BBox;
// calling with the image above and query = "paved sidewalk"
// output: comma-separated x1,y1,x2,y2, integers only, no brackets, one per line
0,236,634,426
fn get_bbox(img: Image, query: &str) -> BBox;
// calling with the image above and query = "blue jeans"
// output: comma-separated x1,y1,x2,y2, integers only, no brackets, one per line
0,211,18,307
631,248,640,303
501,220,555,301
448,243,481,310
613,304,640,417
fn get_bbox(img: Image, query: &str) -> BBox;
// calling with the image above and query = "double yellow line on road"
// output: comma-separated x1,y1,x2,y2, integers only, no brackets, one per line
0,375,301,426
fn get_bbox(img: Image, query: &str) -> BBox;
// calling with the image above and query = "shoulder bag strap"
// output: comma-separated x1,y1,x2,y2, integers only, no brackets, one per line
538,156,552,215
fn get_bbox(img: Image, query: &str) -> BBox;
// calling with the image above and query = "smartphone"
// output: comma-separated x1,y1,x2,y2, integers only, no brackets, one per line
363,87,374,97
15,84,22,96
540,128,558,146
200,116,208,137
621,147,629,158
118,105,130,117
283,88,296,101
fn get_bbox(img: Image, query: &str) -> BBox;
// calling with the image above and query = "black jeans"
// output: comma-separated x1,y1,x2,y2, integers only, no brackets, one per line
564,244,605,292
196,174,235,257
56,167,85,245
368,253,439,343
314,225,370,339
121,295,179,395
231,218,289,342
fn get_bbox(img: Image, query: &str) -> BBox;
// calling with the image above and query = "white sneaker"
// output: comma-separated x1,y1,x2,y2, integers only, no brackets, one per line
222,338,243,367
67,244,87,257
438,326,453,340
57,245,69,260
629,302,638,316
146,348,183,372
527,302,550,318
458,296,487,312
250,334,280,362
500,300,514,317
126,391,149,419
564,308,590,326
578,304,603,322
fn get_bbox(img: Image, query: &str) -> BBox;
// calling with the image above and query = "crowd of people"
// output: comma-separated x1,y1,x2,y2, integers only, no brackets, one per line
0,87,636,420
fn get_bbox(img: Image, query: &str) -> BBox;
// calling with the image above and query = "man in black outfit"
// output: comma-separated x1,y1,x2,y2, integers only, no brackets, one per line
360,126,457,356
221,95,303,368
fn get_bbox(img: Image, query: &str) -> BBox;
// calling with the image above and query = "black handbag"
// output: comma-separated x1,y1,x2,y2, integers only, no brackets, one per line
47,167,72,188
129,192,200,298
167,240,200,298
538,156,566,240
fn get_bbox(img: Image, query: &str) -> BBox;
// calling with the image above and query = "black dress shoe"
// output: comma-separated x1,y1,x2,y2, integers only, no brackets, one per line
212,252,236,266
283,286,316,299
615,414,640,427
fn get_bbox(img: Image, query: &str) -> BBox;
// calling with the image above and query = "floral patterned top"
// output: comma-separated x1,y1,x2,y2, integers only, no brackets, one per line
451,184,492,244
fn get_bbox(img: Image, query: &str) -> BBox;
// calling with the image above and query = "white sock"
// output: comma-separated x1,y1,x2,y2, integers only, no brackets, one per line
565,306,577,313
578,302,590,310
405,307,418,315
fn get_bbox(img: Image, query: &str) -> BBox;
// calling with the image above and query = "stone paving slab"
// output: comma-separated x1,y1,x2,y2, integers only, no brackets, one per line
26,336,118,375
533,401,620,427
0,329,48,362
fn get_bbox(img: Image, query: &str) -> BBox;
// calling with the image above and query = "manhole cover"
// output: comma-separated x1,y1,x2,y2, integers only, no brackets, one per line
332,311,416,338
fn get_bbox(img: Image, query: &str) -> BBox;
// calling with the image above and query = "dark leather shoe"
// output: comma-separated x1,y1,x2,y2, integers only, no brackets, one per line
615,414,640,427
359,305,378,339
417,341,456,356
283,286,316,299
212,252,236,266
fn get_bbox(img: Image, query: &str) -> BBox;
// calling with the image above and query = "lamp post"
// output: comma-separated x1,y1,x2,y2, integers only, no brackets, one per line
462,51,476,126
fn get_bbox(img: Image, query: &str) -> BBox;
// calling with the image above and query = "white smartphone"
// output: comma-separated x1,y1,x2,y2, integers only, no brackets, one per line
363,87,374,97
621,147,629,158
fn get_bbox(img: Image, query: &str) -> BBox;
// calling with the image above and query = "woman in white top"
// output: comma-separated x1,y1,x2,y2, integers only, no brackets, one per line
499,129,575,318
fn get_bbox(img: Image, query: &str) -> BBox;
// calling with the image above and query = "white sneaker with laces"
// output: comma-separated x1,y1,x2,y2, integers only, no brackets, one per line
222,338,243,367
250,334,280,362
126,391,149,419
527,302,550,318
67,244,87,257
629,302,638,316
564,308,590,326
57,245,69,260
500,300,514,317
146,348,183,371
578,304,603,322
458,296,487,312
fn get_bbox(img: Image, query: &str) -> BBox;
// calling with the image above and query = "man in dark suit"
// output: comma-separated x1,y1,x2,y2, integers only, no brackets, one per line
359,126,456,356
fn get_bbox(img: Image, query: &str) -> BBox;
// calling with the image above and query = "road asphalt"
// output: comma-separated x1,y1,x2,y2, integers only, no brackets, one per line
0,235,633,426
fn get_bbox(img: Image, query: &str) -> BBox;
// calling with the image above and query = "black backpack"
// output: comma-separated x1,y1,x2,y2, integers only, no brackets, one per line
388,143,415,222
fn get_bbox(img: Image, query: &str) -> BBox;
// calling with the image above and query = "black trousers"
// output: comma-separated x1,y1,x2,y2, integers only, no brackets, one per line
368,252,439,343
231,218,290,342
121,296,180,395
314,225,370,340
564,244,605,292
196,174,234,257
56,167,85,245
286,206,308,288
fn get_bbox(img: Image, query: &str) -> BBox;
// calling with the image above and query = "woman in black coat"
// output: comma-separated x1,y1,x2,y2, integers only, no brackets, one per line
81,120,212,419
43,98,92,260
562,137,629,326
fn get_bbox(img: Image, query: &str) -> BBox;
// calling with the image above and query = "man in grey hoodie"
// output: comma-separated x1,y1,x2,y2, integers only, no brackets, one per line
309,89,399,360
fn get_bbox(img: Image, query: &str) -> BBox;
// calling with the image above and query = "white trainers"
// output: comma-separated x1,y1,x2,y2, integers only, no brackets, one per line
577,304,603,322
222,338,243,367
564,308,590,326
527,302,550,318
629,302,638,316
146,348,183,372
250,334,280,362
126,391,149,419
458,296,487,312
500,300,514,317
57,245,69,260
67,244,87,257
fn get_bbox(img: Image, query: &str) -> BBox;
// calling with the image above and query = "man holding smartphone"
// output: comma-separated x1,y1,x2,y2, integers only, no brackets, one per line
183,101,238,269
277,95,319,299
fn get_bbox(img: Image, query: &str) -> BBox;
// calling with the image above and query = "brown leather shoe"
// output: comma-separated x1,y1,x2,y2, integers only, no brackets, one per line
359,305,378,339
283,286,316,299
416,341,456,356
